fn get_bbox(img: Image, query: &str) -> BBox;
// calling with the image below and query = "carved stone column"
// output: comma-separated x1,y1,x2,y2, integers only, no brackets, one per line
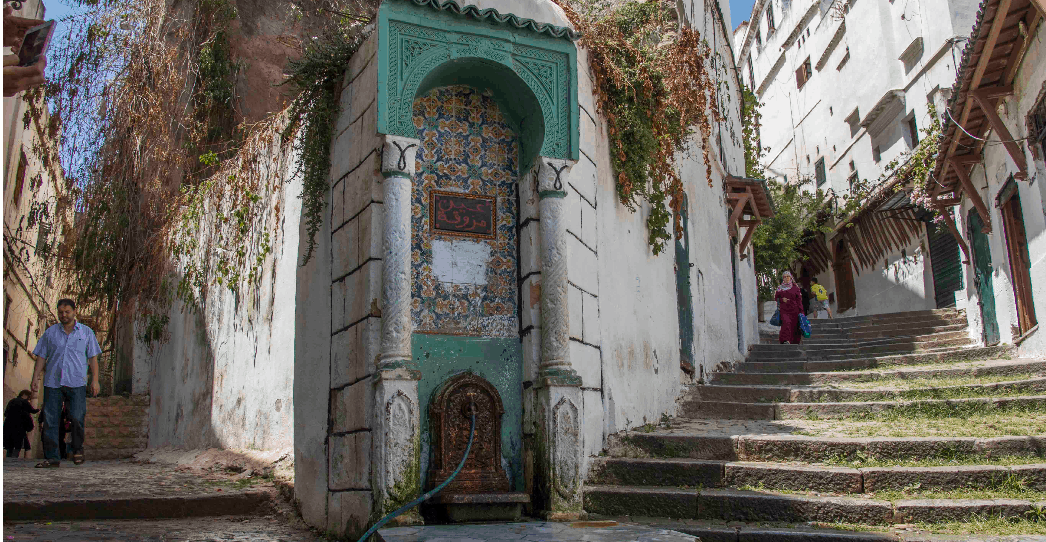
533,157,584,520
372,134,422,523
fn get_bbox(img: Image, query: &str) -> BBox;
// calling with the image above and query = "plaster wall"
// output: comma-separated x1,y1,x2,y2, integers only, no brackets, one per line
143,133,301,454
953,23,1046,355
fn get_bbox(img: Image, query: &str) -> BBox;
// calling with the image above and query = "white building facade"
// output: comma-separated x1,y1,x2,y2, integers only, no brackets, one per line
733,0,980,316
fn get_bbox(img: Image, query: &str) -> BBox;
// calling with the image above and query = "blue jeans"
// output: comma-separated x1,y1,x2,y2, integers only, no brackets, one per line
42,386,86,461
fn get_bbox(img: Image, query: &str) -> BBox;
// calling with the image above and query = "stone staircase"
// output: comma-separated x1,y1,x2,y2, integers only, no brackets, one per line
84,394,149,460
584,309,1046,540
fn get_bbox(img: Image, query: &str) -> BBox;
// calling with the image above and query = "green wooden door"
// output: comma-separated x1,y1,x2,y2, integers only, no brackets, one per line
968,210,1000,345
928,222,963,308
676,197,695,365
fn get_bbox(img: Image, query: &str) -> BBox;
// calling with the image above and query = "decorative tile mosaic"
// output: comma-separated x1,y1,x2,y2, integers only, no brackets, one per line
411,86,520,337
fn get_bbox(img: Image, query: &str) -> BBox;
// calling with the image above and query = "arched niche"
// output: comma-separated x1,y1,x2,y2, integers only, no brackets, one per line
378,0,579,169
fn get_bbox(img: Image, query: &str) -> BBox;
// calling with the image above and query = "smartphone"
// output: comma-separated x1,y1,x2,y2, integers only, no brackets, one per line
18,20,55,67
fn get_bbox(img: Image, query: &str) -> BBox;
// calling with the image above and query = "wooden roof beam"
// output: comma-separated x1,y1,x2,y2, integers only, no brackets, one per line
971,88,1029,178
937,207,971,264
950,158,993,232
727,193,751,237
738,218,761,260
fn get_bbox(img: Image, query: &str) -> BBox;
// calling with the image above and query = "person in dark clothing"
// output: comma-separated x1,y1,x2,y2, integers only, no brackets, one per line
775,271,804,345
4,390,39,458
800,284,812,316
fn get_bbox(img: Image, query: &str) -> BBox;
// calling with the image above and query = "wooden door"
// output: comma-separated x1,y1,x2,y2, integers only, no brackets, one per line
1000,192,1037,334
833,238,857,312
968,210,1001,345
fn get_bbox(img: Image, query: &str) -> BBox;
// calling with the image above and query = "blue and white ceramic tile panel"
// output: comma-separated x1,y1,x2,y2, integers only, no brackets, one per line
411,86,520,337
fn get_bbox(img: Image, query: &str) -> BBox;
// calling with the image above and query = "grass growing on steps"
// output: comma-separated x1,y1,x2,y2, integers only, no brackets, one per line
836,373,1040,391
819,454,1046,469
739,473,1046,501
913,514,1046,536
791,405,1046,437
830,355,1012,373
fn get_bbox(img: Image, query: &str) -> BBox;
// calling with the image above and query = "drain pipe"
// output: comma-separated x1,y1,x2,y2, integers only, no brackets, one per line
358,402,478,542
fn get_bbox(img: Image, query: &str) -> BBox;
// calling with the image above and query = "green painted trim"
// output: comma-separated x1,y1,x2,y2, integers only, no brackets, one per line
400,0,580,41
413,333,525,492
382,171,413,180
538,190,567,199
377,0,579,164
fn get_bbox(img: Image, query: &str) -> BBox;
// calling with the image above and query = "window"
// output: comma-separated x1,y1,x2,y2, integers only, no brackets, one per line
815,158,827,187
4,295,11,329
845,108,860,137
907,116,919,147
872,144,881,162
11,150,27,207
767,5,776,33
747,59,755,89
756,27,762,48
795,57,813,89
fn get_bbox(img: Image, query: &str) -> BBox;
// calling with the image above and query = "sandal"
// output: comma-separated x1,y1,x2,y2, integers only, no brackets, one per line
35,460,60,468
72,453,85,465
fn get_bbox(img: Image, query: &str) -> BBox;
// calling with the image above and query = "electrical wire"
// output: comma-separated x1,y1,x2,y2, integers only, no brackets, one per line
946,106,1030,144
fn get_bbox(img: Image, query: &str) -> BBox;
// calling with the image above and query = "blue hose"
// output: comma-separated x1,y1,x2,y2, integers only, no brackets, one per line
358,410,477,542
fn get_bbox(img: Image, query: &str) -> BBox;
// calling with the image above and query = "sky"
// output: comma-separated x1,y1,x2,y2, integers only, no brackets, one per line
730,0,757,30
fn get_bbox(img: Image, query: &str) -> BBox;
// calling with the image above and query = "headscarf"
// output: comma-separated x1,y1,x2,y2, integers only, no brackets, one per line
777,271,796,292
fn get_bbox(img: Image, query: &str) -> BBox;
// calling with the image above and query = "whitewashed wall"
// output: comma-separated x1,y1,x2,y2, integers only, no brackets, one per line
142,133,301,454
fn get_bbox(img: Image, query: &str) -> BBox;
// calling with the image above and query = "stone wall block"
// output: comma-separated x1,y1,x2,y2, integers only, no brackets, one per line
334,80,356,139
329,432,372,490
569,340,601,389
580,195,597,247
564,191,582,240
520,221,541,277
331,177,346,231
330,131,355,188
360,316,382,378
332,279,348,333
332,221,354,280
568,284,583,341
567,235,599,296
582,292,601,345
521,275,542,331
347,34,377,84
349,64,378,123
333,378,373,433
326,490,372,539
331,328,360,388
582,388,604,462
358,202,384,263
576,50,596,118
569,148,598,208
344,166,375,222
347,260,383,326
346,218,360,274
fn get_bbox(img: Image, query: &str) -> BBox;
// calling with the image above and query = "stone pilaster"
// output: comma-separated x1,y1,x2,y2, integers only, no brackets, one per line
533,157,584,520
372,134,422,523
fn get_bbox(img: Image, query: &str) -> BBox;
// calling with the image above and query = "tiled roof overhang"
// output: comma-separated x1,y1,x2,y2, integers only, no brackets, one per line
929,0,1043,234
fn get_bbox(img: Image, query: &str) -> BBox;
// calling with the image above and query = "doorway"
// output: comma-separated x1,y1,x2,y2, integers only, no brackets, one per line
833,238,857,313
675,196,695,367
967,209,1000,345
999,187,1037,335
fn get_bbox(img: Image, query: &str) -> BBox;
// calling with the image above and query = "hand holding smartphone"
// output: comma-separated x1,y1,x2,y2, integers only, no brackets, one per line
17,19,54,67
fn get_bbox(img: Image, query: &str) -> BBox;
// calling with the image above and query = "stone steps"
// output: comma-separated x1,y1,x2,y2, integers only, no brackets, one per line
682,394,1046,420
584,485,1045,525
748,338,976,362
608,431,1046,463
737,345,1014,373
711,358,1046,386
685,376,1046,404
589,457,1046,493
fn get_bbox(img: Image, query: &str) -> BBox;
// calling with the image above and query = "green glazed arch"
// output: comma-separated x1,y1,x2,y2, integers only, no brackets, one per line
378,0,579,166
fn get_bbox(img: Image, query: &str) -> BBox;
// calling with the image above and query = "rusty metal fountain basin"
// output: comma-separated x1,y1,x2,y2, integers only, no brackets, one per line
426,373,530,523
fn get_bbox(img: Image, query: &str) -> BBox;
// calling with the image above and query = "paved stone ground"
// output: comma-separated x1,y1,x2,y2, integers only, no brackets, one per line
3,516,325,541
3,458,275,521
378,521,698,541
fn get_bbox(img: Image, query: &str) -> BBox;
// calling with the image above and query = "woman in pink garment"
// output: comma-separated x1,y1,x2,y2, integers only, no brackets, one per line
775,271,803,344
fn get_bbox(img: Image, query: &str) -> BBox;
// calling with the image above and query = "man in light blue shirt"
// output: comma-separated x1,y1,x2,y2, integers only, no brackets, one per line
30,298,102,467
